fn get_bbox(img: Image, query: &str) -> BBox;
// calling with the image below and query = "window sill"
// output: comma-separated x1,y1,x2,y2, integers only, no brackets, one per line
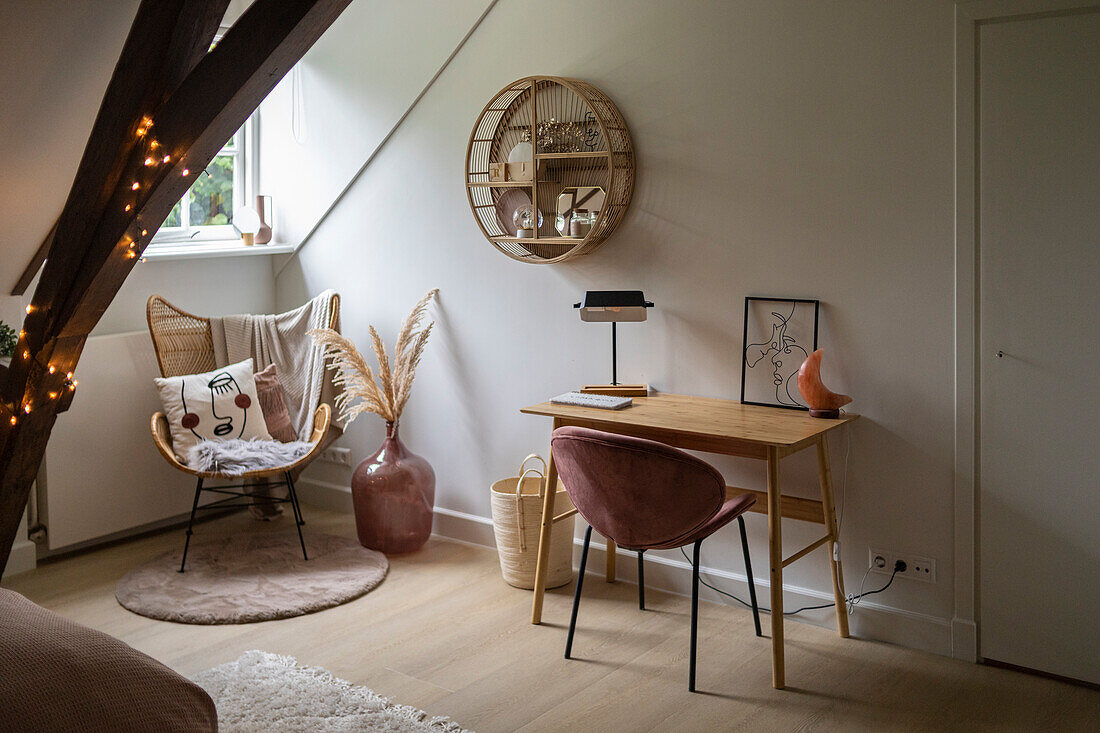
142,240,295,262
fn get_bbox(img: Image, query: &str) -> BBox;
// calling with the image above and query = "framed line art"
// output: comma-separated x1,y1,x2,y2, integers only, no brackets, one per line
740,297,819,410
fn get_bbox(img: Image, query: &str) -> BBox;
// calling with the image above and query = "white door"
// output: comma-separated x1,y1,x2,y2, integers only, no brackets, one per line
979,11,1100,684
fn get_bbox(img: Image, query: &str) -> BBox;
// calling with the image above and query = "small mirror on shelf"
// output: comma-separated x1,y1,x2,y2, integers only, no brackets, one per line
556,186,606,237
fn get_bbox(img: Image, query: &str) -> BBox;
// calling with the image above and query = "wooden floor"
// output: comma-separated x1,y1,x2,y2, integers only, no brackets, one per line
4,508,1096,732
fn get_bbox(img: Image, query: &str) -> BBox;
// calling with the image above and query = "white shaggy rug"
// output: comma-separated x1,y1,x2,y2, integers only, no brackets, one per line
195,651,472,732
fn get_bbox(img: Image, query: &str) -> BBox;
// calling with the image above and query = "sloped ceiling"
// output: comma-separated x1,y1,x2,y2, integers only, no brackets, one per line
0,1,140,295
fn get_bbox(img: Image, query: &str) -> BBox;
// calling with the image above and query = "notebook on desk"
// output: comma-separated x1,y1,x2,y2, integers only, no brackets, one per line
550,391,633,410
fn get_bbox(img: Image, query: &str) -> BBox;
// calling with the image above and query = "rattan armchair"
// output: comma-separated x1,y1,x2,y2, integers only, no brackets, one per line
146,295,339,571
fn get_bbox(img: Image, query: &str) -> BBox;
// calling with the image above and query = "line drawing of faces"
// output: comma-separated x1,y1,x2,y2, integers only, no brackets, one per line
744,303,809,407
180,371,251,440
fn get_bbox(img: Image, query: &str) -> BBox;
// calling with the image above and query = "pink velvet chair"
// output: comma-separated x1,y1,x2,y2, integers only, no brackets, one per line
551,426,761,692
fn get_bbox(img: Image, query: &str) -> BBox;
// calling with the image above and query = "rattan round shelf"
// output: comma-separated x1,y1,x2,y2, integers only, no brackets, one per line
465,76,635,264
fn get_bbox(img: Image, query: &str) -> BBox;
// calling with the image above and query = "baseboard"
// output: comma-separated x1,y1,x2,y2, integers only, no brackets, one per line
952,617,978,661
432,506,496,548
295,477,354,513
295,478,498,548
293,480,953,657
2,538,36,579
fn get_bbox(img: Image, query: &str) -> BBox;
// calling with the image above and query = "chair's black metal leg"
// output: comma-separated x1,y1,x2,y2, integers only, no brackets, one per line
637,550,646,610
738,515,762,637
285,472,308,561
565,526,593,660
179,477,203,573
690,539,702,692
283,474,304,527
288,474,305,525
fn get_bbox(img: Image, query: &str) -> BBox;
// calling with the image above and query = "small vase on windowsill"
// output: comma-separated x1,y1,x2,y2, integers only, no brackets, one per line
351,421,435,554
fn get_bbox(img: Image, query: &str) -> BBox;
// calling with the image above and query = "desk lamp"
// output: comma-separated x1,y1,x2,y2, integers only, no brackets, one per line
574,290,653,397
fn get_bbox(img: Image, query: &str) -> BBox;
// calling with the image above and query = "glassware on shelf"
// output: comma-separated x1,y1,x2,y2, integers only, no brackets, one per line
569,209,595,238
513,204,543,238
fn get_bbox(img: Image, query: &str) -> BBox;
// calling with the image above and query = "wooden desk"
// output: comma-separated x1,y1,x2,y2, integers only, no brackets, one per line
521,392,858,689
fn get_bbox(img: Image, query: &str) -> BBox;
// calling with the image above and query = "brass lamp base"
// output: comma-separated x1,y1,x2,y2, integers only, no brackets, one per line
581,384,649,397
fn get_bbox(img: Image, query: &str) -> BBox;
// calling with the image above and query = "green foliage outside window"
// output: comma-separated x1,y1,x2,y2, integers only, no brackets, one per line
188,154,235,226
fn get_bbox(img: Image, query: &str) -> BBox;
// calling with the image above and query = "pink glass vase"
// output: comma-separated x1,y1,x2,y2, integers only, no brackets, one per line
351,421,435,553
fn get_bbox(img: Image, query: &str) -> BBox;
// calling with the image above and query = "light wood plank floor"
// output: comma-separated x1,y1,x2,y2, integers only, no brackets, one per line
4,508,1097,732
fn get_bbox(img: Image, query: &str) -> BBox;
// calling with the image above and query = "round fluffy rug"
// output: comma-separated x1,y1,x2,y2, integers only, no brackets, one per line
195,650,471,732
116,532,388,624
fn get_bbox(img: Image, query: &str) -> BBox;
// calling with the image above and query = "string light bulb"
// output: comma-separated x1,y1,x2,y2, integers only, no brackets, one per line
181,168,190,177
127,251,137,259
25,304,33,314
66,372,73,380
162,154,171,163
22,350,29,360
125,204,132,212
149,140,159,149
9,415,16,427
131,181,140,190
144,157,155,166
24,404,31,414
141,229,148,236
48,365,56,374
48,392,57,400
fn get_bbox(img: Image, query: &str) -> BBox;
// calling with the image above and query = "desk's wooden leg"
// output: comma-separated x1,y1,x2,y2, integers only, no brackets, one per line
767,446,785,689
530,421,560,625
606,539,617,582
817,434,850,638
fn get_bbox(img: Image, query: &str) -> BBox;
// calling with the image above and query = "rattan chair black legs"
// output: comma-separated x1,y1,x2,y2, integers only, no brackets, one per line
177,472,308,573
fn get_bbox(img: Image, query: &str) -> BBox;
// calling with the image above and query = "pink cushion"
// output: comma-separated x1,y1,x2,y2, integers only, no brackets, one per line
254,363,297,442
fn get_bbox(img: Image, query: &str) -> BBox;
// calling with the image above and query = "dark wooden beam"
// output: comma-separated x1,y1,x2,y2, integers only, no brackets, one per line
0,0,353,572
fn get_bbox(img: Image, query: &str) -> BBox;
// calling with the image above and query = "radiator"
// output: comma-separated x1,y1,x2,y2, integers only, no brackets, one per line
43,331,195,551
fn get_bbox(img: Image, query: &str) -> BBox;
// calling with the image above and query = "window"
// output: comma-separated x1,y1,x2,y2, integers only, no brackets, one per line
152,115,257,245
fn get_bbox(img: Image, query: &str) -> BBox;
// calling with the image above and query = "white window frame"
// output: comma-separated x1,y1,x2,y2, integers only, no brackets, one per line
150,114,258,246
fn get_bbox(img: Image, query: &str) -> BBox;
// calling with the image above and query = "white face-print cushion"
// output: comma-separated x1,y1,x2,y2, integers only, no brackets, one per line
154,358,272,464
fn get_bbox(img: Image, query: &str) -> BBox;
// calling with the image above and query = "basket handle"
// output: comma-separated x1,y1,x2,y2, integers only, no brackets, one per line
518,453,546,477
514,467,545,552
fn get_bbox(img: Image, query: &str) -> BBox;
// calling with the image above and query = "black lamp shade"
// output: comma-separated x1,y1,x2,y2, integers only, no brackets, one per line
574,291,654,323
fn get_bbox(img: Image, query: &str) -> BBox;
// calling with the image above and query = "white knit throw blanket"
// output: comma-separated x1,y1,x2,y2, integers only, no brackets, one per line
211,290,345,440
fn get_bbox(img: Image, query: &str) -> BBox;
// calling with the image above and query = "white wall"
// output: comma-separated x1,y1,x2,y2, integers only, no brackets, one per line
0,0,139,294
276,0,959,652
257,0,494,249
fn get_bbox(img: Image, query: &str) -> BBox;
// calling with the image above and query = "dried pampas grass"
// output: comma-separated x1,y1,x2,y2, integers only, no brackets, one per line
310,289,438,426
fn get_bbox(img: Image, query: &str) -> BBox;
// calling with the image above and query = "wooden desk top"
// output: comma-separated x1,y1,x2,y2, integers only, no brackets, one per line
521,392,857,450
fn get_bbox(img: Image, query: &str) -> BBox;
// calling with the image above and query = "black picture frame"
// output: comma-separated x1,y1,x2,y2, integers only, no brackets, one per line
740,297,820,410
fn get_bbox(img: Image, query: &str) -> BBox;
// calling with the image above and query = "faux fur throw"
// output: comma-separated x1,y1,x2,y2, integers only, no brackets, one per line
189,439,313,476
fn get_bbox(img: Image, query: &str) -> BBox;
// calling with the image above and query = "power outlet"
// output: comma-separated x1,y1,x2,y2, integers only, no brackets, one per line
319,446,351,468
868,547,936,583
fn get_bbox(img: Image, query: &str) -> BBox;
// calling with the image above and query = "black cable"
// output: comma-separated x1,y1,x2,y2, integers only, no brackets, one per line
678,547,900,616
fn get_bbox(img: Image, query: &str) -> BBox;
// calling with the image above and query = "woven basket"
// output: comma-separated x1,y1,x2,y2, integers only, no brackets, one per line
491,454,575,590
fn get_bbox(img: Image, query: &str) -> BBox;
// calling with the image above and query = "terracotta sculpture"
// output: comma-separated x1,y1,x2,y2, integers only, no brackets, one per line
797,349,852,418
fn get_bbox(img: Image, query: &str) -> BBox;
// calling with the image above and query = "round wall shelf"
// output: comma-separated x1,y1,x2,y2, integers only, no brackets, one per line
465,76,635,264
